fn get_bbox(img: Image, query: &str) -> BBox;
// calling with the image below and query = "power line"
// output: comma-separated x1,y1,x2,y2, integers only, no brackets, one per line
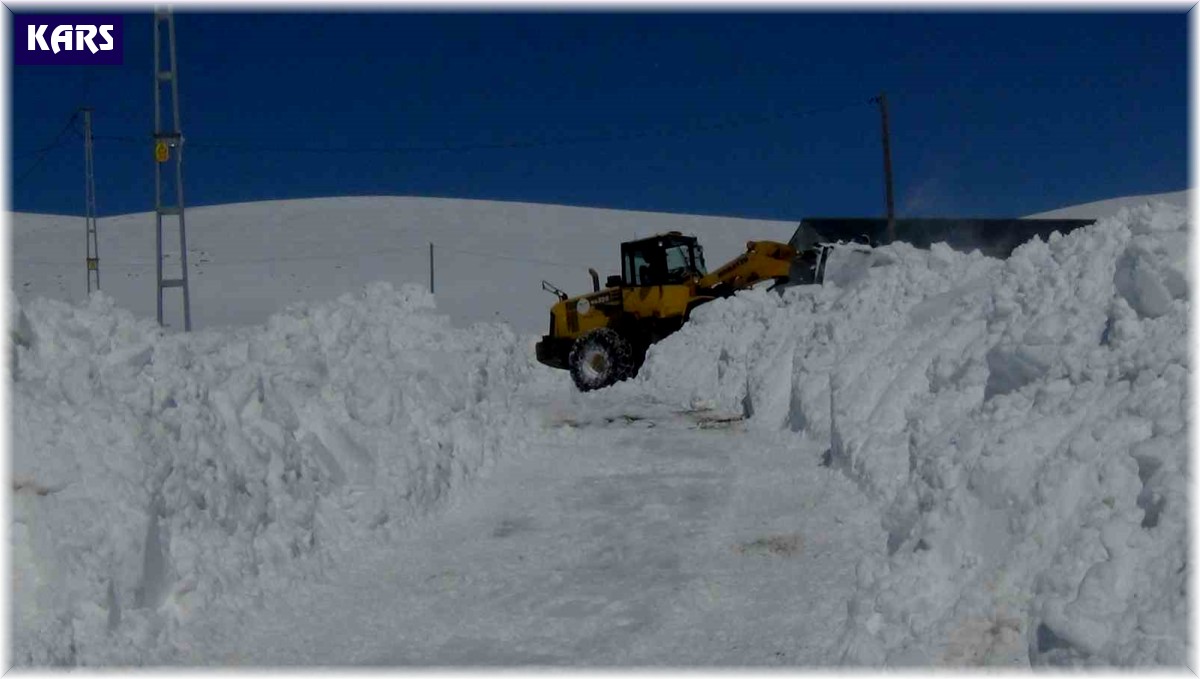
13,241,586,271
13,131,76,161
89,98,871,157
14,111,82,184
193,99,867,154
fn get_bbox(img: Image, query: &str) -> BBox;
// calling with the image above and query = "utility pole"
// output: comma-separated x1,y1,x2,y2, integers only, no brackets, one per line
82,107,100,294
429,242,435,294
872,92,896,243
153,6,192,330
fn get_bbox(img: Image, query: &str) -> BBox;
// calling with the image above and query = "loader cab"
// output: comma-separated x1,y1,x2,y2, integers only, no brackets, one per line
620,232,707,287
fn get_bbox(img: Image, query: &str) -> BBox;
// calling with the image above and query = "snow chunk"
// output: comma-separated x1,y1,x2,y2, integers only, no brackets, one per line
11,282,537,665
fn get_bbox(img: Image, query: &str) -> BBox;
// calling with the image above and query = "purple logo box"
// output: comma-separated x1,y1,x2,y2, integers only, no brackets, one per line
15,15,124,65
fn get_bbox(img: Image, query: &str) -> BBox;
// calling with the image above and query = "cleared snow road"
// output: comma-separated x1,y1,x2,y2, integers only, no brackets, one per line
181,395,884,666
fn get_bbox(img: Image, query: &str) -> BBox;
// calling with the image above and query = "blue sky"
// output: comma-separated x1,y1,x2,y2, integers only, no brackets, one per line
10,11,1188,219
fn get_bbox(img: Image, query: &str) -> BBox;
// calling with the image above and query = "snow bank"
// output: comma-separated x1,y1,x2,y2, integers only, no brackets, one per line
11,282,536,665
633,202,1189,666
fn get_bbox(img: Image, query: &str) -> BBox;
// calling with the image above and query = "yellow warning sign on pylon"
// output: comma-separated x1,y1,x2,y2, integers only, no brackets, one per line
86,258,99,271
155,141,170,163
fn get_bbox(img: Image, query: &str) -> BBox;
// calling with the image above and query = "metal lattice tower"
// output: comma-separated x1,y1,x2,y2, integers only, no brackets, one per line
82,107,100,293
153,7,191,330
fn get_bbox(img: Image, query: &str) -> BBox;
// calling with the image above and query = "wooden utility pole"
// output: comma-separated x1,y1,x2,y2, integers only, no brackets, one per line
873,92,896,243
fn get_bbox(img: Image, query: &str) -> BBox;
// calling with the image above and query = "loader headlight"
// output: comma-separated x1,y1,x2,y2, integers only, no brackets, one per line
576,298,591,315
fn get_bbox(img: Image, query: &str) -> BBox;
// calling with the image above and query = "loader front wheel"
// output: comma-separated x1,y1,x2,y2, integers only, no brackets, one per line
568,328,635,392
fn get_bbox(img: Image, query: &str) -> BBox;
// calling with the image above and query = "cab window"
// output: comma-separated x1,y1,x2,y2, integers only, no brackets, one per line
692,244,707,275
663,244,695,283
624,249,653,286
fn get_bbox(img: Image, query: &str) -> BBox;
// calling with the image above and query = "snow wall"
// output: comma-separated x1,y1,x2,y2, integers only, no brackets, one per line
633,201,1189,666
11,282,537,665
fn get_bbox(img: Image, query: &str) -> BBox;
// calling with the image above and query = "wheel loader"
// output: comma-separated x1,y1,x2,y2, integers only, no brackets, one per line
536,217,1096,392
534,231,803,391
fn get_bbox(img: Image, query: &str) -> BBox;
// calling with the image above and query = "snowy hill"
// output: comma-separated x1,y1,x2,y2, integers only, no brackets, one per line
11,190,1188,336
9,198,795,334
1026,189,1190,219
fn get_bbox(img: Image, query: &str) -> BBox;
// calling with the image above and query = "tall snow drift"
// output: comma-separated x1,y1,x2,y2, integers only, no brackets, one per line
632,202,1189,666
11,282,536,665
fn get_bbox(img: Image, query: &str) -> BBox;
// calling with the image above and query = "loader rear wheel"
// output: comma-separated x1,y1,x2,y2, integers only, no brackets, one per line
568,328,635,392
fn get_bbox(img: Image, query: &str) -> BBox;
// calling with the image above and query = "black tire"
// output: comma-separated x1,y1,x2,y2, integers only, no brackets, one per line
568,328,635,392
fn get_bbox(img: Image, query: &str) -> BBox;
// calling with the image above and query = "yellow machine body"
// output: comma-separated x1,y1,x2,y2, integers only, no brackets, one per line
536,232,796,383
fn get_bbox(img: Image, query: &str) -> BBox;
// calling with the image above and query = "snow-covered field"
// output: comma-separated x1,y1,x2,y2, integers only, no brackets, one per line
10,197,795,334
7,191,1192,667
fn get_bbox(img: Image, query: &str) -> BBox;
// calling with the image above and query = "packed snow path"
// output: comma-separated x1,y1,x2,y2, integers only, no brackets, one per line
175,396,883,666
